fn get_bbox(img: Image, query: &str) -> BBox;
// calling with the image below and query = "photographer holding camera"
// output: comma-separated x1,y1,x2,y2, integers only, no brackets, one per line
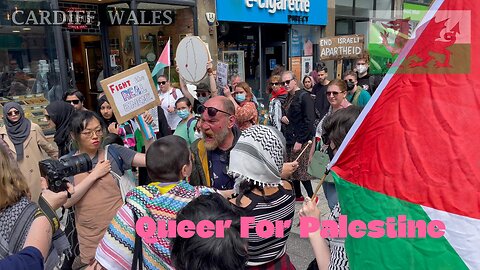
61,110,151,267
0,136,74,269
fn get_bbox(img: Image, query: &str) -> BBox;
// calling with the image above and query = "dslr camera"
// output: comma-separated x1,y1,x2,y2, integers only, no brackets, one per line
39,153,92,192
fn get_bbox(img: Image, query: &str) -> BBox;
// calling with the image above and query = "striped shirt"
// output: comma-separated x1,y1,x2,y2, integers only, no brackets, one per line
95,181,214,270
234,184,295,267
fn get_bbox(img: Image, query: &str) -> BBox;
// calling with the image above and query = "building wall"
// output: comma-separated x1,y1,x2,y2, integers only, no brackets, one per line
196,0,218,63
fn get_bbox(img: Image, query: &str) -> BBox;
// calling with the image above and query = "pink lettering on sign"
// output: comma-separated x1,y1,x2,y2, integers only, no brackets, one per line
109,80,132,94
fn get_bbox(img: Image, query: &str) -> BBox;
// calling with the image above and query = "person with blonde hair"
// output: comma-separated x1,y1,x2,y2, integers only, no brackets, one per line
224,81,258,131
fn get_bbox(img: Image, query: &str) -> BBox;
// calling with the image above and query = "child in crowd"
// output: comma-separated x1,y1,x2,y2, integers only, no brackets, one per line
93,136,219,269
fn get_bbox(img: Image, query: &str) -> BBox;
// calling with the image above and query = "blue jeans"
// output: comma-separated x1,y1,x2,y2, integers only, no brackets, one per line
322,181,338,211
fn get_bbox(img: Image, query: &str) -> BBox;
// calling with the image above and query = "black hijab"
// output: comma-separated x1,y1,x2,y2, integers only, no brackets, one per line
2,102,31,161
98,95,117,126
46,101,75,156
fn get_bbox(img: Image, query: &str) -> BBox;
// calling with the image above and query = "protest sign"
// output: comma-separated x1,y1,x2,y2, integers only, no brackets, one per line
319,35,364,60
216,61,228,89
100,62,160,124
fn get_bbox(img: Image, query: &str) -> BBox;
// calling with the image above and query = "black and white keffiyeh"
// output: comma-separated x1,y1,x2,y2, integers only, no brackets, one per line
228,125,286,193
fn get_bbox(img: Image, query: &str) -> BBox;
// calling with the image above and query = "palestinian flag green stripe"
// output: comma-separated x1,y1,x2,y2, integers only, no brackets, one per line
332,171,468,270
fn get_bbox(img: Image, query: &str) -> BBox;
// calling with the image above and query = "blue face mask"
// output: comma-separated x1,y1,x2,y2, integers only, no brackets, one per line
198,96,209,104
176,109,190,119
235,94,246,103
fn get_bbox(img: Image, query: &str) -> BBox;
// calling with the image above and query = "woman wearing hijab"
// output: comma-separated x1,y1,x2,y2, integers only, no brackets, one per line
98,95,138,149
0,102,58,202
45,101,75,156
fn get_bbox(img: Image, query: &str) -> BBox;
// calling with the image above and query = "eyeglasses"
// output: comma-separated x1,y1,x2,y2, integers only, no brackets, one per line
80,128,103,138
197,92,209,97
282,79,292,86
7,110,20,116
198,105,232,117
344,79,355,83
44,115,51,121
158,81,167,85
67,99,80,105
270,82,280,86
326,91,345,97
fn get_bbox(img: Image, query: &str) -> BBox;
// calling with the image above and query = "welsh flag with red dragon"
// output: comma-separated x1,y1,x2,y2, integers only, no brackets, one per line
329,0,479,268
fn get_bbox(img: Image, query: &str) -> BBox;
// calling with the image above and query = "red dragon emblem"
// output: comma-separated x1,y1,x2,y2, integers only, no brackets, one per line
381,18,413,56
408,18,461,68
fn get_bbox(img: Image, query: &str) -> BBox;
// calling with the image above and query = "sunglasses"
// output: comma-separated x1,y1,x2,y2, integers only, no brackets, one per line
7,110,20,116
198,105,231,117
67,100,80,105
270,82,280,86
344,79,355,83
197,92,209,97
326,91,345,97
282,79,292,86
44,115,51,121
158,81,167,85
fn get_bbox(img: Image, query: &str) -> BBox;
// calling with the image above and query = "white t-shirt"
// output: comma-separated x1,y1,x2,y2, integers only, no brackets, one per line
159,87,183,130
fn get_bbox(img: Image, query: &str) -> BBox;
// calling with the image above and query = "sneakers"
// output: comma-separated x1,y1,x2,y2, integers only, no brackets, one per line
295,196,305,202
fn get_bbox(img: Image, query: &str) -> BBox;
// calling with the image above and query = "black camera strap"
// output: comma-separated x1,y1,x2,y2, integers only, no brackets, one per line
37,194,60,232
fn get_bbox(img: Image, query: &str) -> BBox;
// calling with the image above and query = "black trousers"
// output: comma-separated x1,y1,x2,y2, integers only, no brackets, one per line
293,180,314,198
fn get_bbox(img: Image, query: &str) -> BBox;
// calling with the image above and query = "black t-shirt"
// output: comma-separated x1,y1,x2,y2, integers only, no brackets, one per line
312,84,330,121
357,73,382,95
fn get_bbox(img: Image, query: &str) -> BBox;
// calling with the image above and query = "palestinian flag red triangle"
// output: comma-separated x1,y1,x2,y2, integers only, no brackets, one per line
329,0,479,268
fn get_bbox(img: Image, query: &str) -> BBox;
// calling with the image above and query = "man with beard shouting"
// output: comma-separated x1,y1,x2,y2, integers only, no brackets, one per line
190,96,239,190
190,96,300,190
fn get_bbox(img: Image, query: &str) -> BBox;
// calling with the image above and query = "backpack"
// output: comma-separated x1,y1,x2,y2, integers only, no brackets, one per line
185,117,196,143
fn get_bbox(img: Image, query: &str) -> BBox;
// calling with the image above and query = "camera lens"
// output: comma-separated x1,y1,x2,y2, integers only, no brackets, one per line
61,153,93,177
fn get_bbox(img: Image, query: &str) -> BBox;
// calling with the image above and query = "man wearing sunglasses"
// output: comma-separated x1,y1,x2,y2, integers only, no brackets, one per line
178,73,218,114
190,96,240,190
157,75,184,133
63,89,86,111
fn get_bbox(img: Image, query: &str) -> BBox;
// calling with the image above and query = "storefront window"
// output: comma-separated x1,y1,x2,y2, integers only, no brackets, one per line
106,3,193,83
107,3,133,76
0,1,61,100
0,0,62,132
356,0,374,17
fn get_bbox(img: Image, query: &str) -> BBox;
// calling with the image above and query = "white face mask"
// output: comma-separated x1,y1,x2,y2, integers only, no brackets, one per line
356,64,368,74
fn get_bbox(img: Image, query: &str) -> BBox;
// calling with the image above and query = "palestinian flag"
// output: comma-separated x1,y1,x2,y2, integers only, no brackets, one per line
152,38,171,87
329,0,479,269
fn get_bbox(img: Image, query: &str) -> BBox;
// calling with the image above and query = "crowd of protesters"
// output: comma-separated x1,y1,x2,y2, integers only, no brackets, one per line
0,52,378,270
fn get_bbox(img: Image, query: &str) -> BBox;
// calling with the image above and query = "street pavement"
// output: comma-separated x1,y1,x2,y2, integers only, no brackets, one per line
287,179,331,270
